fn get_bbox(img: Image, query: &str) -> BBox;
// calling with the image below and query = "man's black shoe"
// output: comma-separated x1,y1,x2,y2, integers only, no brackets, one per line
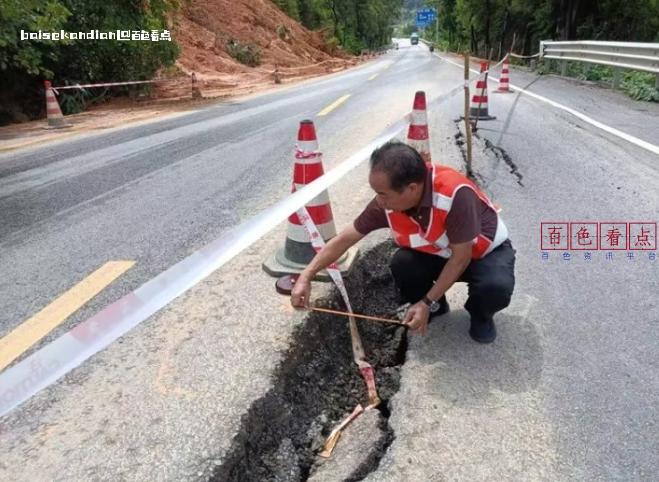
469,317,496,343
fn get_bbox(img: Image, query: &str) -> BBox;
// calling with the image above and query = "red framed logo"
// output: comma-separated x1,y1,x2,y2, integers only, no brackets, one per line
541,222,568,250
569,222,598,250
599,222,628,250
628,222,657,250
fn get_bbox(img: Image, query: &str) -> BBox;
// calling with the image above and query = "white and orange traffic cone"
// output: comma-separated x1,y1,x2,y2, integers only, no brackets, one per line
263,120,354,279
44,80,69,128
497,54,511,93
470,62,496,120
407,91,431,163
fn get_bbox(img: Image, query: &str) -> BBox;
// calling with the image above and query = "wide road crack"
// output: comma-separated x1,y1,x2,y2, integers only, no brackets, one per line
211,241,406,481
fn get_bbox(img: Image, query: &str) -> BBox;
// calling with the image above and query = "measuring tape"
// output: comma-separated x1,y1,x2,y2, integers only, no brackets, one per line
295,206,381,457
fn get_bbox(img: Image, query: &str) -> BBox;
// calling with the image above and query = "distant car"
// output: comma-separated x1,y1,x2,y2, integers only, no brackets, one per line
410,33,419,45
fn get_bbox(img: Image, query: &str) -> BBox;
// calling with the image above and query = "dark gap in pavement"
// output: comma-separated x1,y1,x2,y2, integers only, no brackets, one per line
479,135,524,187
452,129,476,180
452,118,524,187
211,241,407,482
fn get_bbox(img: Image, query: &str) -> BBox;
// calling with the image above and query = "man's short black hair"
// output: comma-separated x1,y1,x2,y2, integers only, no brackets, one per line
369,141,427,192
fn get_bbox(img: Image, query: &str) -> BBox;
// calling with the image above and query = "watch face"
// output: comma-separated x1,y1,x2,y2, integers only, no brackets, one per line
429,301,440,313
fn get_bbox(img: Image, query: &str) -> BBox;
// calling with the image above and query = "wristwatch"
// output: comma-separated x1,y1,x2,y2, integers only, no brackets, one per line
422,295,441,313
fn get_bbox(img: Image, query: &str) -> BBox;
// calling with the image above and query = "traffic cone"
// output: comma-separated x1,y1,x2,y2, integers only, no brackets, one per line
263,120,354,279
497,54,511,93
44,80,68,128
407,91,431,163
470,62,496,120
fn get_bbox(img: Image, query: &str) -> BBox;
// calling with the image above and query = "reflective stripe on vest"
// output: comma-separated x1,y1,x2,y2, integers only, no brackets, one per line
385,166,508,259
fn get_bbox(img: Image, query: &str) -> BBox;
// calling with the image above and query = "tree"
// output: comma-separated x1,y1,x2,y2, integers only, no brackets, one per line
0,0,179,124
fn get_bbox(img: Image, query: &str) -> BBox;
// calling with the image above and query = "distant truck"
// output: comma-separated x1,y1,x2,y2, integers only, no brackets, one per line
410,33,419,45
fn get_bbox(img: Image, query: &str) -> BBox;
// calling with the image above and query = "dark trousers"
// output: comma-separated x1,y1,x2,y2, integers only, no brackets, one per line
389,240,516,322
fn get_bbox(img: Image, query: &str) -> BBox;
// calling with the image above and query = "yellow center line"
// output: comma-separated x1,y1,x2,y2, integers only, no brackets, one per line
368,73,379,81
317,94,351,117
0,260,135,372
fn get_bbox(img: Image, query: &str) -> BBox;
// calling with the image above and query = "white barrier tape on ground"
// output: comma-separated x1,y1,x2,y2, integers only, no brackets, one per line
53,79,168,91
436,53,659,157
0,83,468,418
3,95,457,417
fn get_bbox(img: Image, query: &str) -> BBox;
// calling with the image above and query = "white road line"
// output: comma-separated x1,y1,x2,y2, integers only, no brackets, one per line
437,53,659,157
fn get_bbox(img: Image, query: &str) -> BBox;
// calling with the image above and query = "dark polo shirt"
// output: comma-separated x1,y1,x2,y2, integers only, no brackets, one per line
354,168,498,243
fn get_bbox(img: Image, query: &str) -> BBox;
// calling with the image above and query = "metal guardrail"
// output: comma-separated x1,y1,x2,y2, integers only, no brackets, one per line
540,40,659,73
540,40,659,88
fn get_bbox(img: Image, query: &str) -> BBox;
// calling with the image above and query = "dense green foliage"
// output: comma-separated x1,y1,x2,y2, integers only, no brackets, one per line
406,0,659,59
401,0,658,101
273,0,402,54
0,0,179,123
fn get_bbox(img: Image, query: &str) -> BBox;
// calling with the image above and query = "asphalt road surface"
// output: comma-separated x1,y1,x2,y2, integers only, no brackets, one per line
0,38,657,481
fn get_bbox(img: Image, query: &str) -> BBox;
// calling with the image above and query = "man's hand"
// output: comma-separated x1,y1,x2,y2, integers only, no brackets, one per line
291,275,311,309
289,225,364,309
404,301,430,335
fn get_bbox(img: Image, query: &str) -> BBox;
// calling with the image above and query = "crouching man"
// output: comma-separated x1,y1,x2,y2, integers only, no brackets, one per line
291,141,516,343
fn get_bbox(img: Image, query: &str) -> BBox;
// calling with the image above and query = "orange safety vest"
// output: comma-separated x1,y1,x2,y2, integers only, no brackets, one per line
385,165,508,259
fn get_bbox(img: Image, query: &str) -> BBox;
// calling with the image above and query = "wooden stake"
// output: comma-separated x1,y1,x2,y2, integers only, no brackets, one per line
463,52,473,174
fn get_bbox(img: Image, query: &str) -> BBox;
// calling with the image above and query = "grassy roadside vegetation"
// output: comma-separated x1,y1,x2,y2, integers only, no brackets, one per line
537,61,658,102
396,0,658,103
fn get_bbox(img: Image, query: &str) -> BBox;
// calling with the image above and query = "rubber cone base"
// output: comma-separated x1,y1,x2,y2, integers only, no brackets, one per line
262,246,359,281
275,274,298,295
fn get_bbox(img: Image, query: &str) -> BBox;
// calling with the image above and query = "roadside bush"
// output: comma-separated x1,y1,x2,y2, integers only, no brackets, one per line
568,63,613,82
320,35,340,55
226,39,262,67
57,88,93,115
341,34,366,55
276,25,290,41
536,60,658,103
622,71,659,102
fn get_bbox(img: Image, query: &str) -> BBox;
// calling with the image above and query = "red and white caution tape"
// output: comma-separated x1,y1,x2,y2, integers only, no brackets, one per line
294,147,322,160
318,404,364,458
51,79,174,94
295,206,380,457
476,55,508,78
